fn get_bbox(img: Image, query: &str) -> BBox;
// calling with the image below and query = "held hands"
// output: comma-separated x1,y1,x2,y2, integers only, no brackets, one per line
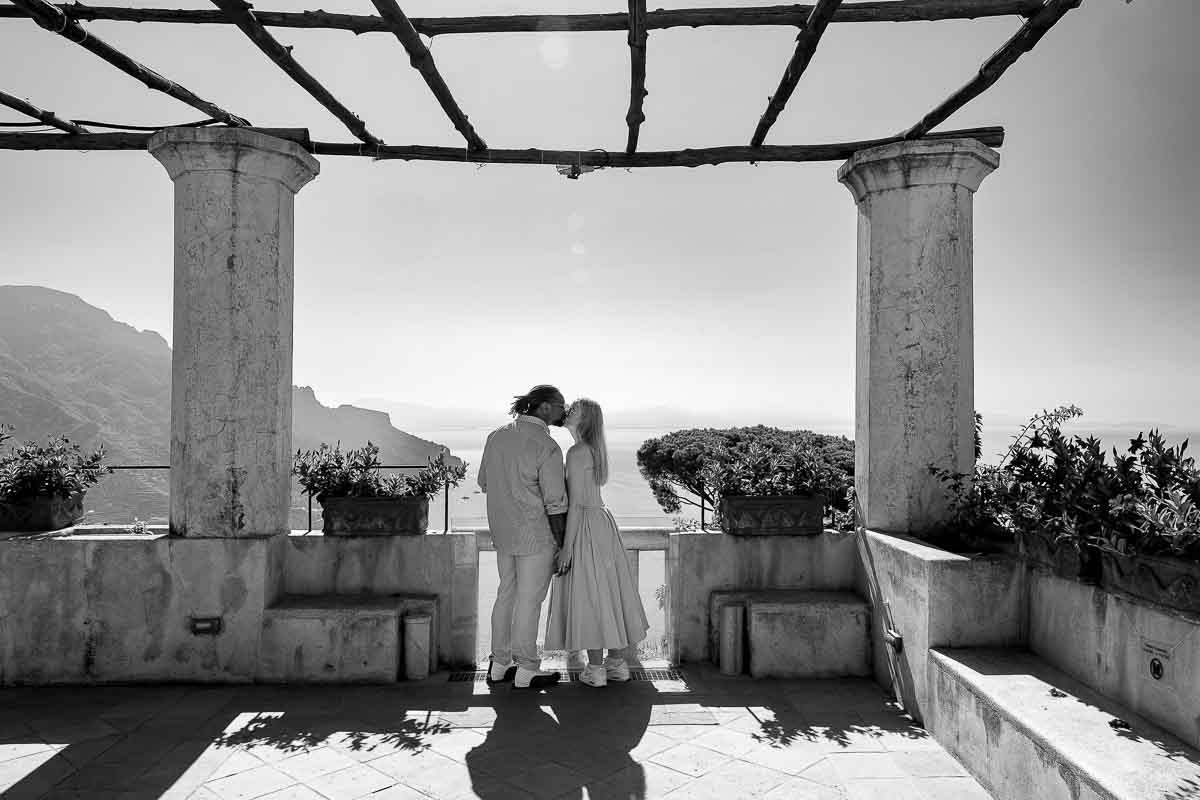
549,513,570,575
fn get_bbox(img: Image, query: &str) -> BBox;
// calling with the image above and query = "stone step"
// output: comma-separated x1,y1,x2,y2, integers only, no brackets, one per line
929,647,1200,800
711,590,871,678
258,593,436,683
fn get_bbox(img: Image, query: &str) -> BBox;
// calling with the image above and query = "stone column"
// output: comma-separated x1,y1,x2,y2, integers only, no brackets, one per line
838,139,998,534
149,128,319,537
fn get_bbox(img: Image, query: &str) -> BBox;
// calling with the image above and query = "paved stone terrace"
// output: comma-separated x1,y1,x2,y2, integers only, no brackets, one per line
0,666,992,799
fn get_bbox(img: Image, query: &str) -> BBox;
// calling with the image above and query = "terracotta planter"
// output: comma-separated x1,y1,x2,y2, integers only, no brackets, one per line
320,495,429,536
718,494,824,536
1020,529,1101,583
1100,551,1200,614
0,491,85,532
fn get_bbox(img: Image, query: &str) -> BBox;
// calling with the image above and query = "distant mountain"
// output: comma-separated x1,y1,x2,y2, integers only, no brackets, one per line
0,285,458,528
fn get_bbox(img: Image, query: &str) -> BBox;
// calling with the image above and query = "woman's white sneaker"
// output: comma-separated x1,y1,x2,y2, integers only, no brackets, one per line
604,657,631,682
578,664,607,687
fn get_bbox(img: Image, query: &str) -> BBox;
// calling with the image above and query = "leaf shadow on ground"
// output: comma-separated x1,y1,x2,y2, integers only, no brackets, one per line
750,687,933,750
208,686,456,758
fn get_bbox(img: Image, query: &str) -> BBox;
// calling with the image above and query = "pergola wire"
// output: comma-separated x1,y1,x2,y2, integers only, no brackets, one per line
0,0,1087,166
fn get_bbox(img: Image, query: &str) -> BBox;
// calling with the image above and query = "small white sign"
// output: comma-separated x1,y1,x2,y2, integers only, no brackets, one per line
1141,637,1173,682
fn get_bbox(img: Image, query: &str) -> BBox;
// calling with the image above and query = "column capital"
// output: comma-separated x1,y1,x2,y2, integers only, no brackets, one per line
837,138,999,205
148,126,319,194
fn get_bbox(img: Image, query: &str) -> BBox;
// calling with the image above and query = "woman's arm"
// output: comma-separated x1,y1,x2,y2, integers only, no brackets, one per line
558,445,590,567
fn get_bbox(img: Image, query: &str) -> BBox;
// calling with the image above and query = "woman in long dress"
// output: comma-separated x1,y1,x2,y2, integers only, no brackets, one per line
544,398,649,687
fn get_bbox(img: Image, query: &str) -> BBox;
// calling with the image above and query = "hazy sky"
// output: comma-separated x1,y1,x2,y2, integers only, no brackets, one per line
1,1,1196,426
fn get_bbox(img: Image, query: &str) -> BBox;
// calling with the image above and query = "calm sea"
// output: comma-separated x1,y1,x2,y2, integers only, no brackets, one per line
411,425,687,529
419,423,1200,529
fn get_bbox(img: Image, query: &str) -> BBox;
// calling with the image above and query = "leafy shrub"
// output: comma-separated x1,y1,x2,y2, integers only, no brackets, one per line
0,425,109,502
931,406,1200,561
292,442,467,501
637,426,854,515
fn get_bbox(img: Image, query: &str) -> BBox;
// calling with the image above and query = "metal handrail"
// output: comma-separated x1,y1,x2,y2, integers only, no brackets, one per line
100,463,455,534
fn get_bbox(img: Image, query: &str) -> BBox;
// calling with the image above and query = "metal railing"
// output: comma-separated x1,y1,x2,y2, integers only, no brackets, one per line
99,463,455,533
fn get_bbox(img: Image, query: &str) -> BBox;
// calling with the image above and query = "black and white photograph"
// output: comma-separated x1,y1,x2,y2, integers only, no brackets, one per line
1,1,1198,798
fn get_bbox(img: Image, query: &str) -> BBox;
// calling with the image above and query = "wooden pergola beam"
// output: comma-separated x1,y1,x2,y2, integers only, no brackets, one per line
0,125,1005,166
369,0,486,152
7,0,248,126
900,0,1082,139
626,0,648,154
0,2,1052,35
210,0,381,145
751,0,842,148
0,89,89,134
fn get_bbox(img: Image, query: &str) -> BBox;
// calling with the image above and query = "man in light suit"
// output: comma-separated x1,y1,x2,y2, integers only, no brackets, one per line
478,384,569,690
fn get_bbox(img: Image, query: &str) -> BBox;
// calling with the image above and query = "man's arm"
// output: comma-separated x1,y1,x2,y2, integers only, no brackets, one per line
548,513,567,549
539,443,568,547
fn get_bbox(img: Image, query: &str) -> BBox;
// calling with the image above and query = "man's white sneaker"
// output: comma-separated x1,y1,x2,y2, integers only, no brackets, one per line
578,664,607,688
513,667,561,690
604,657,631,682
487,659,516,685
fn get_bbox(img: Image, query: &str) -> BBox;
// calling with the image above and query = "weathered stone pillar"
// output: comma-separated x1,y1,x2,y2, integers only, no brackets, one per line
838,139,998,533
149,128,319,537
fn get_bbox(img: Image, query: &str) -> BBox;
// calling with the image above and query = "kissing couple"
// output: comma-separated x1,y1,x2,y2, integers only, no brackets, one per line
478,384,650,690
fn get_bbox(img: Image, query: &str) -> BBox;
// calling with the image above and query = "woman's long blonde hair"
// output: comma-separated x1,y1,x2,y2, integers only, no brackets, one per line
572,398,609,486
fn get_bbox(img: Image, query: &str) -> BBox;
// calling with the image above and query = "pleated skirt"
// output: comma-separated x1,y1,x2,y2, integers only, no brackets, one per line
544,505,650,651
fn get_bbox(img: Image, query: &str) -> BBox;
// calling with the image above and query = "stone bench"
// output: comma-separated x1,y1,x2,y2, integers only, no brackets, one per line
929,647,1200,800
710,589,871,678
259,593,437,683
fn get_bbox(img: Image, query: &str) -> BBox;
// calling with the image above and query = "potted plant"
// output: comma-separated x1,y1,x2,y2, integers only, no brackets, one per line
0,425,109,532
931,406,1103,577
636,426,854,532
932,408,1200,607
703,441,849,536
1093,434,1200,613
292,442,467,536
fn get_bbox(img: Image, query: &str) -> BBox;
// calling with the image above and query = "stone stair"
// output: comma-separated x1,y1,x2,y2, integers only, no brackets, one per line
258,593,436,683
710,589,871,678
928,647,1200,800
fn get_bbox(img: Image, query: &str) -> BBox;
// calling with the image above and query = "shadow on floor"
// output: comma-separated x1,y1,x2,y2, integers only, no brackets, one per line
1,669,946,799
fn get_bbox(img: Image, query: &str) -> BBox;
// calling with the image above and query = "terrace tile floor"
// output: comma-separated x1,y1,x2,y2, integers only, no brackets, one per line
0,665,992,799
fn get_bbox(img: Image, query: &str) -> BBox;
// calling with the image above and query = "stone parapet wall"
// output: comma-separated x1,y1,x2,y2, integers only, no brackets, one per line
0,529,273,684
280,531,478,670
1029,571,1200,750
855,530,1026,723
667,530,859,663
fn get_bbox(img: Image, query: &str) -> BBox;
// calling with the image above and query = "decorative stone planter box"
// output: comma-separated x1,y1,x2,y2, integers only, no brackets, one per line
320,496,429,536
0,491,84,532
718,494,823,536
1019,529,1100,583
1100,551,1200,615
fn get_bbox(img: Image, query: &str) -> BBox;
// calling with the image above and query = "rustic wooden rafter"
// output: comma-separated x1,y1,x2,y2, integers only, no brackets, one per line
0,2,1052,35
369,0,486,152
900,0,1082,139
751,0,842,147
0,125,1005,166
0,89,89,134
625,0,648,153
7,0,248,126
209,0,381,145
